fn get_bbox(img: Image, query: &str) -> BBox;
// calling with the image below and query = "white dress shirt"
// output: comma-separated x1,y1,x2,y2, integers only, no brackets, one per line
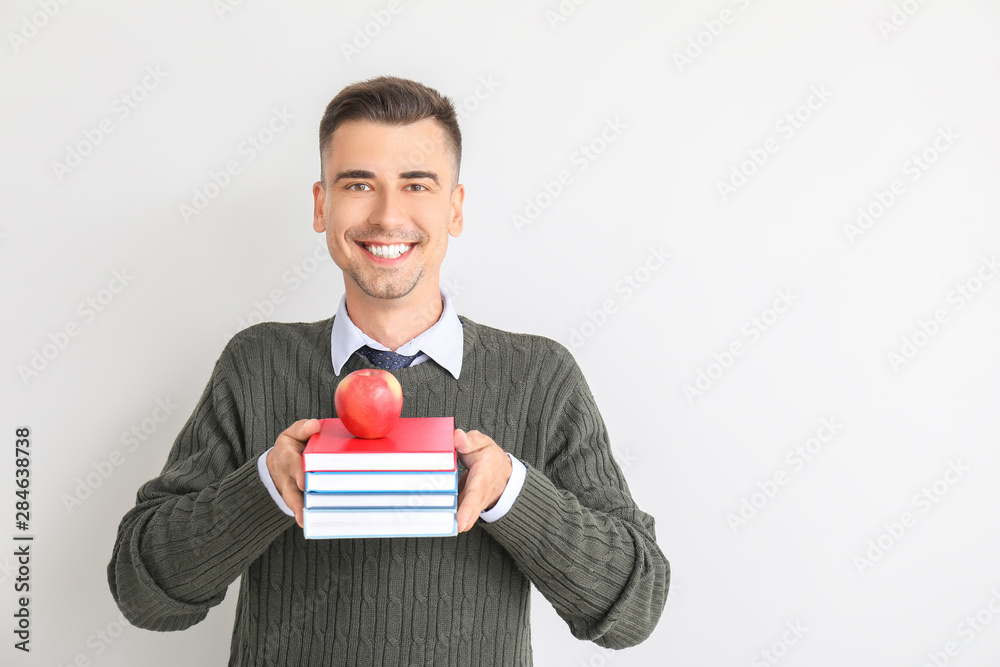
257,288,527,523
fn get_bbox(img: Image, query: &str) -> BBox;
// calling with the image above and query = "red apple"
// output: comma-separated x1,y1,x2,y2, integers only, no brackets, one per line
334,369,403,439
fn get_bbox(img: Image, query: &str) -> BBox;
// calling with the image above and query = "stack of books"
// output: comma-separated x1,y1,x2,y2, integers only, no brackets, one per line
301,416,458,539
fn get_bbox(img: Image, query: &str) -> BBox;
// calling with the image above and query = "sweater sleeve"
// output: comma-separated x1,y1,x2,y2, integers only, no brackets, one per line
479,362,670,649
106,343,296,631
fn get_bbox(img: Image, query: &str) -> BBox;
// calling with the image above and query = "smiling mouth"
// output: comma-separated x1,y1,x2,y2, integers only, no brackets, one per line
357,242,415,260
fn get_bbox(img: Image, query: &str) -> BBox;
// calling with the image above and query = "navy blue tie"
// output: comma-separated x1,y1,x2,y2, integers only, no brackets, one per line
356,344,420,370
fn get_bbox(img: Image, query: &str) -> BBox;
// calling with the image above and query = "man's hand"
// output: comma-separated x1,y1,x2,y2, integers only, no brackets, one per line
266,418,323,528
454,428,513,533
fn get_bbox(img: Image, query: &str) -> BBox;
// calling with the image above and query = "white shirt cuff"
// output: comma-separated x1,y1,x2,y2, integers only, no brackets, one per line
258,448,294,516
479,453,526,523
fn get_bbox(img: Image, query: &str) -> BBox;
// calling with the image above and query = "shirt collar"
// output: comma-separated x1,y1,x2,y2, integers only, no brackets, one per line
330,288,463,380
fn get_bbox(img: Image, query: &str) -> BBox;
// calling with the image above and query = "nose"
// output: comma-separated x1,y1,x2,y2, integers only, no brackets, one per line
369,187,408,231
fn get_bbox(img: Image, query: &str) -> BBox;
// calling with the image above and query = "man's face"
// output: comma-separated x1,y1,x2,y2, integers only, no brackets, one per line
313,118,464,302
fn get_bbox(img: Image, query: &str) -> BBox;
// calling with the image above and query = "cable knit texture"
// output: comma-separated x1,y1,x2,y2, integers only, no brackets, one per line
107,314,669,666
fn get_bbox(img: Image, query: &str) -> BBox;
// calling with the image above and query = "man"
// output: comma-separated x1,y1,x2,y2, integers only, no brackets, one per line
108,75,669,666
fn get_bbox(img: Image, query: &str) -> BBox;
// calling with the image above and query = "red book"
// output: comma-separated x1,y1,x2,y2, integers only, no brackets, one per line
303,417,456,472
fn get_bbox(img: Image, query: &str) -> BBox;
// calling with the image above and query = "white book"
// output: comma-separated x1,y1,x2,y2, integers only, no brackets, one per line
304,470,458,493
305,492,457,509
303,508,458,539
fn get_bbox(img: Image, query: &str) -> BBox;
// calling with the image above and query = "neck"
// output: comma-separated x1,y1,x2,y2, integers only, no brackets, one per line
344,282,443,351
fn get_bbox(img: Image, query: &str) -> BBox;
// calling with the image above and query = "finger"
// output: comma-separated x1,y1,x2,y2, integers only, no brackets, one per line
456,475,490,533
276,418,321,452
458,498,485,532
455,472,468,531
291,418,323,444
289,420,322,526
282,486,304,527
270,443,308,494
454,428,469,453
455,428,489,457
456,498,478,533
273,420,320,485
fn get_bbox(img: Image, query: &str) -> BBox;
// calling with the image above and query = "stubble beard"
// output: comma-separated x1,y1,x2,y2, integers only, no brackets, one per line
348,256,424,300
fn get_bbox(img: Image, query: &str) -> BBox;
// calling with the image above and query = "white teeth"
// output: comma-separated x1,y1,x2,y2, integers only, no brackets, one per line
364,243,411,259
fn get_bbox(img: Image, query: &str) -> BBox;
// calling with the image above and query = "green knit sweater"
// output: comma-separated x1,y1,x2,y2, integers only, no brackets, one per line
107,314,669,666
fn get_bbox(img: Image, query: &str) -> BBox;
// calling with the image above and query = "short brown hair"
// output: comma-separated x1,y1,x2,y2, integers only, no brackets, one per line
318,75,462,189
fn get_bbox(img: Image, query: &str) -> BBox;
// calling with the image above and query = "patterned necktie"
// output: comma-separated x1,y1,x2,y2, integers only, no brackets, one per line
356,344,420,370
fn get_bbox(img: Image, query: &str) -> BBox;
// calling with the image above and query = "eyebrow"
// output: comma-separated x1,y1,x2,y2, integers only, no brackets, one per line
400,170,439,185
333,169,439,186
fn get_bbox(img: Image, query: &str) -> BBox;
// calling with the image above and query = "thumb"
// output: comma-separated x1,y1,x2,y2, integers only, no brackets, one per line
298,418,323,440
454,428,470,453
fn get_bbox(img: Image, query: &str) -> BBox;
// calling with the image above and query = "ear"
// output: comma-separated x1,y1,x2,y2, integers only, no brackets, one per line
448,183,464,237
312,181,326,233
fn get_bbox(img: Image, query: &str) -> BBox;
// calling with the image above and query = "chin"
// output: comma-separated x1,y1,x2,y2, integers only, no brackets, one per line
354,277,421,300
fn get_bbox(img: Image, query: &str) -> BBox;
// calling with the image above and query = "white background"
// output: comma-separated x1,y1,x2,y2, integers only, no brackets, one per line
2,0,1000,665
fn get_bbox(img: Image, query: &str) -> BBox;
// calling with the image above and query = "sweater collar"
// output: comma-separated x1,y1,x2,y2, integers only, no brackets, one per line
329,288,463,380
